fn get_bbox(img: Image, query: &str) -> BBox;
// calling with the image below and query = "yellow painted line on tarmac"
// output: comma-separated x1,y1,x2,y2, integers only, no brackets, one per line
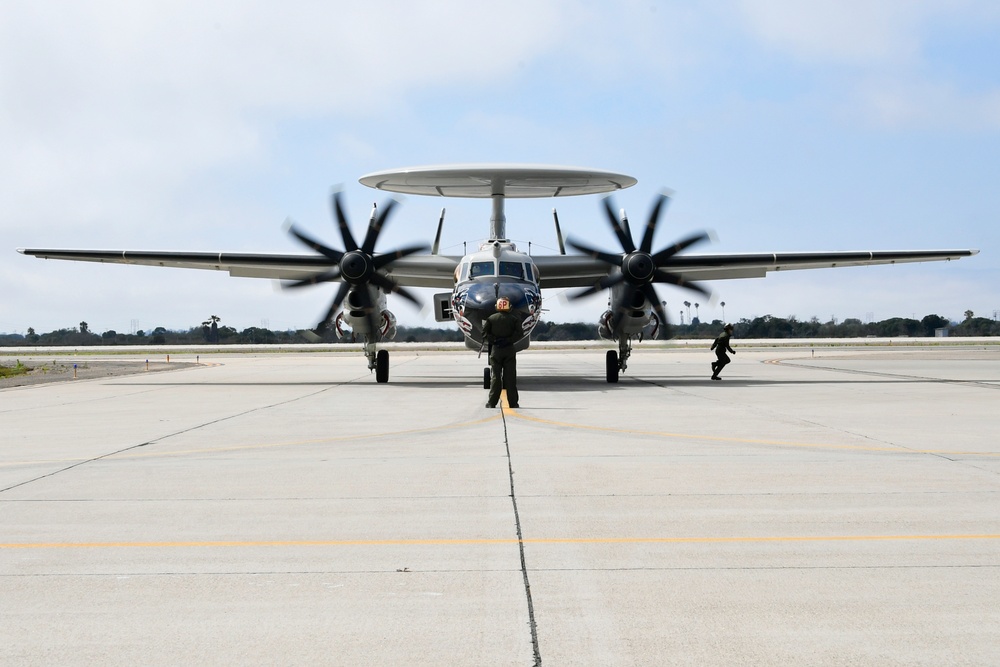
3,533,999,550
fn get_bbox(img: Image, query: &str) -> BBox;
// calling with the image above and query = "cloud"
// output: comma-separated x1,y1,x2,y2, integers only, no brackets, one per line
729,1,1000,131
0,0,571,229
856,79,1000,130
734,0,932,65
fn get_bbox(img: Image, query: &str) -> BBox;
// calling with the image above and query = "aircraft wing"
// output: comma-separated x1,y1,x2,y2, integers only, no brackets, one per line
17,247,978,290
16,249,462,289
533,249,979,289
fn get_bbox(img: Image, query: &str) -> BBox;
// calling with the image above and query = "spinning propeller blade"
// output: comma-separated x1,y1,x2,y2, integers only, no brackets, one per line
283,192,428,334
568,193,712,331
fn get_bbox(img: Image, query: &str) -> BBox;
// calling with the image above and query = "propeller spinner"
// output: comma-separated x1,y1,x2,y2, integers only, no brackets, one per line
568,193,712,331
284,192,428,335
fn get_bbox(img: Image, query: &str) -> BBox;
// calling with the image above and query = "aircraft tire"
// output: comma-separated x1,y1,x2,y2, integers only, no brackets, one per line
606,350,619,383
483,367,490,389
376,349,389,383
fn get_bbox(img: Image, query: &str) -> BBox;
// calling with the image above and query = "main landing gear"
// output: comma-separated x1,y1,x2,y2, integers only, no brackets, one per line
365,338,390,383
606,350,619,383
605,336,633,383
376,350,389,384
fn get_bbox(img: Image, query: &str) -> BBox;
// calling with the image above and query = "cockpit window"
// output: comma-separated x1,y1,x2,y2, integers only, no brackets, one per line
524,263,534,282
470,261,495,278
459,262,469,282
499,261,524,279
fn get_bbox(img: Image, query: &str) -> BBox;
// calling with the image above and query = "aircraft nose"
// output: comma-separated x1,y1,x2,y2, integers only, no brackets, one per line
466,283,497,307
465,283,529,312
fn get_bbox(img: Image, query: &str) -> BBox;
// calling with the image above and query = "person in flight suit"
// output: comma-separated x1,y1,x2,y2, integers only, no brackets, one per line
710,323,736,380
484,297,520,408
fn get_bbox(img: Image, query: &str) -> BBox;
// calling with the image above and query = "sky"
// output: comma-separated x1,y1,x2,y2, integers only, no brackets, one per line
2,0,998,335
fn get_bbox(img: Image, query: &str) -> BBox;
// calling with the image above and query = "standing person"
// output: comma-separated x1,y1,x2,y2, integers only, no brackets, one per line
710,323,736,380
484,297,520,408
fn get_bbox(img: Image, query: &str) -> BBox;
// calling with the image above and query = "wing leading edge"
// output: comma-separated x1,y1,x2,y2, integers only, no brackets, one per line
533,249,979,288
17,247,977,290
16,249,461,289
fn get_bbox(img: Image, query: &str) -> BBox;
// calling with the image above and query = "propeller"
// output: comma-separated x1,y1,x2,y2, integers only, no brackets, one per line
284,192,428,336
567,193,712,333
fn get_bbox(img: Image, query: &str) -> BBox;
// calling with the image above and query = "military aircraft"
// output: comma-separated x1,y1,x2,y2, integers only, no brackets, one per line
19,164,977,384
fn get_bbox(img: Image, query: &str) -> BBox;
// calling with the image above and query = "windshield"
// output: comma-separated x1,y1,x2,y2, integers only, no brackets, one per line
499,261,524,279
470,261,495,278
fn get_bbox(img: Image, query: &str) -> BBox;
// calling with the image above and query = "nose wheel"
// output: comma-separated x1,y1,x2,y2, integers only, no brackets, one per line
606,337,632,383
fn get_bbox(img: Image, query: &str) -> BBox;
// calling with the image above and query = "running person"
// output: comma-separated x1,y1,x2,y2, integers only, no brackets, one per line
710,323,736,380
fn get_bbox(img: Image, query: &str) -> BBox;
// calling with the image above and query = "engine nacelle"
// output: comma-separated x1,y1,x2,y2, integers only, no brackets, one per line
346,289,368,316
337,309,397,340
599,307,662,341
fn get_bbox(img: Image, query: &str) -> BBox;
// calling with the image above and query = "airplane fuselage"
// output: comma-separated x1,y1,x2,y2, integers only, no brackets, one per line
450,240,541,351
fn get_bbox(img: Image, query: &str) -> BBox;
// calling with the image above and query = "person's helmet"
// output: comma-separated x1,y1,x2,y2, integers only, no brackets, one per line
496,297,511,311
724,323,734,332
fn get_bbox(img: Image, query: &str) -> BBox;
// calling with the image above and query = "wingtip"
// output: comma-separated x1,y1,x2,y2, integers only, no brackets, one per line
16,248,25,254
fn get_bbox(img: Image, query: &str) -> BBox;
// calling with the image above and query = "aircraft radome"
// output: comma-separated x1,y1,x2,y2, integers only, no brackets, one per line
19,164,978,384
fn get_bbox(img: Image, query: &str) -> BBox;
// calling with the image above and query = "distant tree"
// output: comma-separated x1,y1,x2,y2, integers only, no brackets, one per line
920,314,949,336
954,317,998,336
964,310,974,321
240,327,277,344
79,321,89,334
202,315,221,343
839,318,866,338
532,321,598,341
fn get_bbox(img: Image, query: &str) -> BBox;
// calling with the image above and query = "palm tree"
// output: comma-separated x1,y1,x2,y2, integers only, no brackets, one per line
202,315,221,343
720,301,726,322
694,302,700,323
683,301,691,322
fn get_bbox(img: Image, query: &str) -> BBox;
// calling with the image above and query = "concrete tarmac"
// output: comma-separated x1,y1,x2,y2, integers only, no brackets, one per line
2,345,999,666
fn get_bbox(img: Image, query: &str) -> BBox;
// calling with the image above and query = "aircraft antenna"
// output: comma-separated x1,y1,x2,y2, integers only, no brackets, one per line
552,208,566,255
432,208,445,255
